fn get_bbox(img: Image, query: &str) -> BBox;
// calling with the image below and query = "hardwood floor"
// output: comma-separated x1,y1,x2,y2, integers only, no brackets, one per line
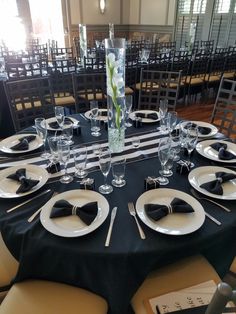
176,102,214,123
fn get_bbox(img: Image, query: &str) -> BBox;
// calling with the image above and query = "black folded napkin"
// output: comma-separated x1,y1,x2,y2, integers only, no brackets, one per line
10,135,36,151
200,171,236,195
135,112,158,120
50,200,98,225
7,168,39,193
48,117,74,129
100,110,107,117
210,142,236,160
185,122,211,135
144,198,194,221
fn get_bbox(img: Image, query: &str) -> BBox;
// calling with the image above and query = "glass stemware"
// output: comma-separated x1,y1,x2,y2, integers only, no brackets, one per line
159,99,168,133
125,95,133,127
73,145,88,179
185,124,198,168
61,122,74,145
55,106,65,131
168,111,178,133
35,117,50,159
159,148,175,177
90,100,99,119
99,148,113,194
58,139,73,184
48,136,59,163
156,137,171,185
112,158,126,187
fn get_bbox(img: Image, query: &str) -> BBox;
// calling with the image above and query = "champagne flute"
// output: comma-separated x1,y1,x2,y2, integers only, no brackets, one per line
99,148,113,194
35,117,50,159
185,124,198,168
73,145,88,179
58,139,73,184
156,137,171,185
55,106,65,131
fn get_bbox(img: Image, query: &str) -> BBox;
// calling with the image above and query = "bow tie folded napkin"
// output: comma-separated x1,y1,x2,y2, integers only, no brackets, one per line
144,198,194,221
210,142,236,160
49,117,74,129
185,122,211,135
7,168,39,193
10,135,36,151
135,112,158,120
50,200,98,225
200,171,236,195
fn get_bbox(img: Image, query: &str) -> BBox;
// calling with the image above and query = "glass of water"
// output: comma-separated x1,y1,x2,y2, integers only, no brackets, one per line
99,147,113,194
58,139,73,184
35,117,50,159
112,158,126,187
73,145,88,179
91,113,101,137
55,106,65,130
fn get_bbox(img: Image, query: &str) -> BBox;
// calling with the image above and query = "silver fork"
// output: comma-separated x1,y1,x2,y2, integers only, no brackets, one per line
27,192,58,222
128,202,146,239
190,188,230,213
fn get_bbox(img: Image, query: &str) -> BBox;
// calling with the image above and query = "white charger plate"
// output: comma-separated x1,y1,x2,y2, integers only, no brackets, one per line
130,110,160,123
181,121,218,138
188,166,236,200
84,109,107,121
45,117,78,131
196,140,236,163
40,190,109,237
136,188,205,235
0,164,48,198
0,134,43,154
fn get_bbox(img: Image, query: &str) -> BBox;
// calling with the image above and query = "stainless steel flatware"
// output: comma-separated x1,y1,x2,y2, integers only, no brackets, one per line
128,202,146,239
190,188,231,213
7,189,51,213
204,212,221,226
28,191,58,222
105,207,117,247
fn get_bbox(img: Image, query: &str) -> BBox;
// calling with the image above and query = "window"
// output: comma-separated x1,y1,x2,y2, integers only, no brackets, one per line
216,0,231,13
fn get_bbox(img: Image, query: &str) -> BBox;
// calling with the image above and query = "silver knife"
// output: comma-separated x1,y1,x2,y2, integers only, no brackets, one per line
7,189,51,213
105,207,117,247
205,211,221,226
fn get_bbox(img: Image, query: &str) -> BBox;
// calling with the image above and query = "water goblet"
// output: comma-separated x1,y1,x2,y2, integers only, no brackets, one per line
185,124,198,168
57,139,73,184
91,112,101,137
55,106,65,131
61,122,74,145
35,117,50,159
125,95,133,127
156,137,171,185
132,136,140,148
112,158,126,187
99,148,113,194
48,136,59,162
73,145,88,179
171,132,181,161
168,111,178,133
159,148,175,177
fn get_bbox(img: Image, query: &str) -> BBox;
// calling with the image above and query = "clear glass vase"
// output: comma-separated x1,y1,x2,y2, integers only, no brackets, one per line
79,24,87,67
105,38,126,153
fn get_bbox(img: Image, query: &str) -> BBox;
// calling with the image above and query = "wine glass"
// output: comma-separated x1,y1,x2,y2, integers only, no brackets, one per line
90,100,99,119
159,148,175,177
171,132,181,161
48,136,59,162
125,95,133,127
91,111,101,137
61,122,74,145
168,111,178,133
57,139,73,184
55,106,65,131
99,148,113,194
185,124,198,168
35,117,50,159
156,137,171,185
73,145,88,179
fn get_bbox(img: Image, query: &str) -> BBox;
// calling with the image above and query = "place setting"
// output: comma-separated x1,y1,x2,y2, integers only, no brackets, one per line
129,110,160,124
180,120,218,138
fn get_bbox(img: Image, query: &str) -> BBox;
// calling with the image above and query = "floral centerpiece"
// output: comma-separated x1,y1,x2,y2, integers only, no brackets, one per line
105,38,126,153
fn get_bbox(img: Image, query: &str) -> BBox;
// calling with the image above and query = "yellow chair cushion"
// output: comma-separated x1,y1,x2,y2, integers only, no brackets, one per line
223,72,235,79
204,74,221,82
135,82,159,91
186,76,204,85
79,93,105,101
0,280,108,314
55,96,75,106
125,87,134,94
131,255,221,314
16,101,42,111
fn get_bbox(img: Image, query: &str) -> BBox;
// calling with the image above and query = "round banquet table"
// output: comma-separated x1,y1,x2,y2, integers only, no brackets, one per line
0,115,236,314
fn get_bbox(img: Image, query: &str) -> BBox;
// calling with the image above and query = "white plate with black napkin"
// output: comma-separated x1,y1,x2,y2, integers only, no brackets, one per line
84,109,108,121
130,110,160,123
182,121,218,138
0,134,43,154
136,189,205,235
40,190,109,237
45,117,78,131
188,166,236,200
0,164,48,198
196,140,236,163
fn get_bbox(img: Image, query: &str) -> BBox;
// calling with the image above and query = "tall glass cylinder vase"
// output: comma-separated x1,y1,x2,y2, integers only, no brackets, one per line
105,38,126,153
79,24,87,67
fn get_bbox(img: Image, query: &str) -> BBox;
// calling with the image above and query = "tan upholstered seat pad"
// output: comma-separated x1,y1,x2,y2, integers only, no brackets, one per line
0,280,108,314
16,100,42,111
125,86,134,94
55,96,75,106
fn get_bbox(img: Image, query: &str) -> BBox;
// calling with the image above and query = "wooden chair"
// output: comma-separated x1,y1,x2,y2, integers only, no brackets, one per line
4,77,55,131
211,77,236,138
72,72,107,113
137,69,181,111
0,280,108,314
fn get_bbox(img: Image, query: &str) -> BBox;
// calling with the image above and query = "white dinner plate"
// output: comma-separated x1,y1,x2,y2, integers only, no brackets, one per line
0,164,48,198
130,110,160,123
188,166,236,200
196,140,236,163
40,190,109,237
45,117,78,131
0,134,43,154
136,188,205,235
84,109,108,121
181,120,218,138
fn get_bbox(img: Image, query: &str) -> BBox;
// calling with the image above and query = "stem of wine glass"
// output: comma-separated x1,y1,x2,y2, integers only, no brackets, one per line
103,174,107,186
64,161,68,176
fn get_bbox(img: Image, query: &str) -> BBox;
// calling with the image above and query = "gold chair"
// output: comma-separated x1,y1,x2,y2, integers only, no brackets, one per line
0,280,108,314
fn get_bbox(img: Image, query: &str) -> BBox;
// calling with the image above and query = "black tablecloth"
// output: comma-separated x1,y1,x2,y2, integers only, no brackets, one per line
0,116,236,314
